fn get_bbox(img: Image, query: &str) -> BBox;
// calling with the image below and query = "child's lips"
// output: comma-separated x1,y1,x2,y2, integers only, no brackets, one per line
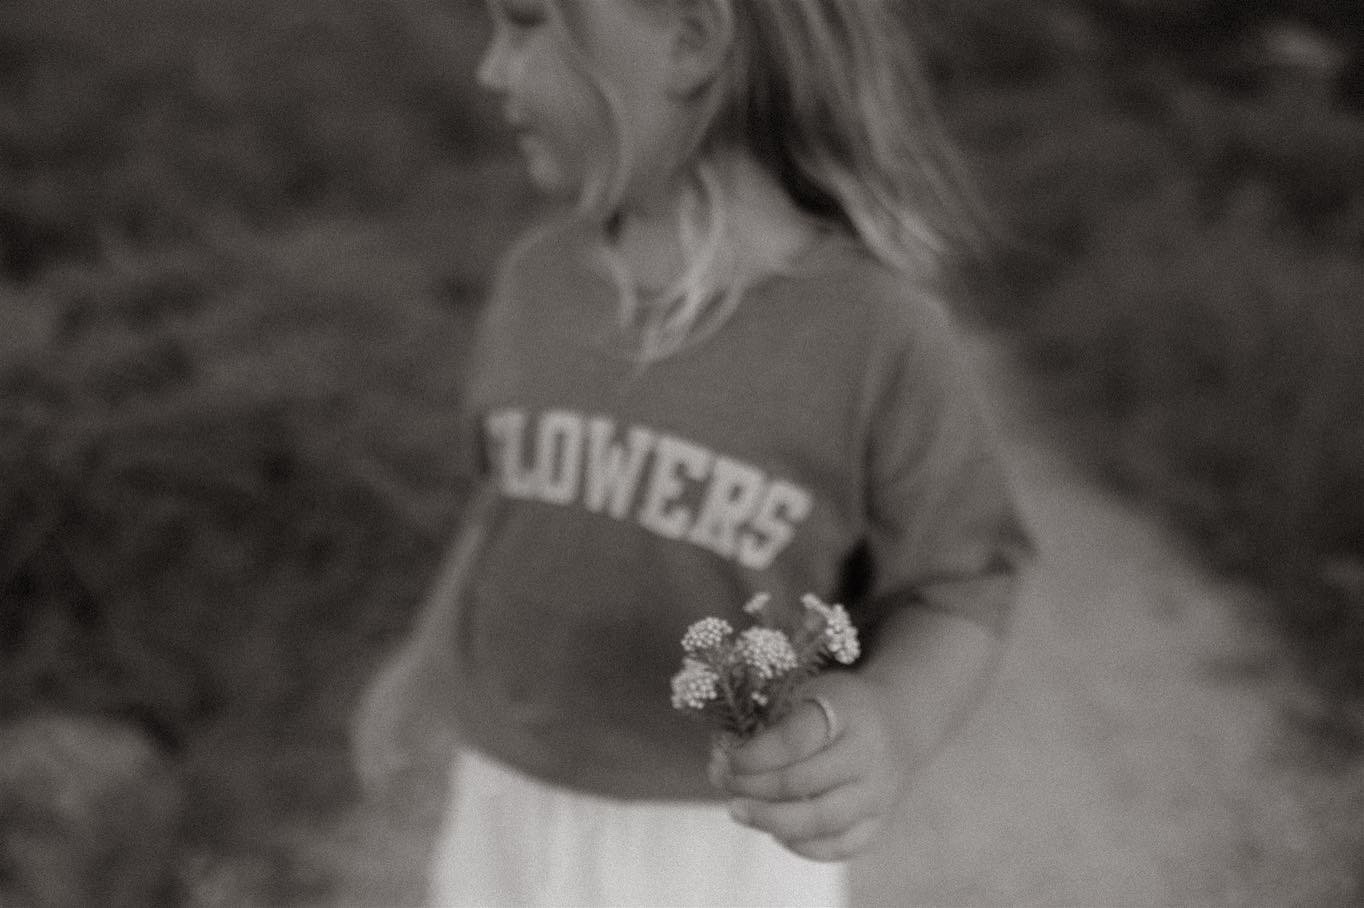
505,118,539,147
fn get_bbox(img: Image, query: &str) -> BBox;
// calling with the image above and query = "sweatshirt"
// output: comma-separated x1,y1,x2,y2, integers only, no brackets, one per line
439,215,1031,800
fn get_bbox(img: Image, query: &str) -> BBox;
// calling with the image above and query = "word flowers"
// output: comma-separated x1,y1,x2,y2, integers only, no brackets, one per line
670,592,860,739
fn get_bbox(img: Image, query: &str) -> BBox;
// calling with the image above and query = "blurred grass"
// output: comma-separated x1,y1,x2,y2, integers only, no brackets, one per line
2,0,1362,901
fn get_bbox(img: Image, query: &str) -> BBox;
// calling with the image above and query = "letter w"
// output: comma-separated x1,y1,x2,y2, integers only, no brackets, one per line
583,418,656,520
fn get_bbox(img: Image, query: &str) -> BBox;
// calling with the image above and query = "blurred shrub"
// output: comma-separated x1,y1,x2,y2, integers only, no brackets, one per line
1169,82,1364,246
0,220,487,898
0,227,477,719
0,0,525,880
949,76,1184,299
0,713,183,907
918,0,1093,84
1020,180,1364,691
0,0,499,278
942,23,1364,693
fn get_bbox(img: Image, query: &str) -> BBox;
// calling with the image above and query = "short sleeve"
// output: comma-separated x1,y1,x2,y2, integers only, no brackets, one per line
453,213,580,482
861,300,1033,634
452,232,526,482
451,301,498,482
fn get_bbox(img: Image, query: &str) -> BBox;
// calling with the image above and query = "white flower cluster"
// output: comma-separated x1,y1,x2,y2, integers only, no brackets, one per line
682,616,733,656
802,594,861,665
669,591,860,739
735,627,799,680
670,658,721,710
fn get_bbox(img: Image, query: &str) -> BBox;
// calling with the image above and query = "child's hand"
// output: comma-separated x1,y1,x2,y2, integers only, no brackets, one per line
708,673,900,862
351,646,449,797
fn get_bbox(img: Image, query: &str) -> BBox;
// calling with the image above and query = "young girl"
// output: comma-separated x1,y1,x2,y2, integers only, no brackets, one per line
354,0,1032,904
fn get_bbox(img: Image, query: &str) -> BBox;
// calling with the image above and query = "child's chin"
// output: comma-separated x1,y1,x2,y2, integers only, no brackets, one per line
521,151,578,199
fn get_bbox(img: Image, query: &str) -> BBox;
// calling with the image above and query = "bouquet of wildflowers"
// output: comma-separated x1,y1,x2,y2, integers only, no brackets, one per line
670,593,860,740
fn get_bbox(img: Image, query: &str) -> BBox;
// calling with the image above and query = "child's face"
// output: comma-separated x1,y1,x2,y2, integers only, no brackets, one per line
478,0,689,208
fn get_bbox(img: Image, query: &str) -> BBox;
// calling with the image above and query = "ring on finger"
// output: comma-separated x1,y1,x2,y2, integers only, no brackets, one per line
808,694,839,746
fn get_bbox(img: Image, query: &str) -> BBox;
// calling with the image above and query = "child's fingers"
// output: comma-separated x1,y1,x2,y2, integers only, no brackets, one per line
716,740,858,801
728,779,872,844
724,698,833,774
785,817,884,863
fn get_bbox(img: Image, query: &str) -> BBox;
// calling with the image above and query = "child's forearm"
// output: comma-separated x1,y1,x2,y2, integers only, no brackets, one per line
351,486,498,786
857,599,1008,789
405,482,498,668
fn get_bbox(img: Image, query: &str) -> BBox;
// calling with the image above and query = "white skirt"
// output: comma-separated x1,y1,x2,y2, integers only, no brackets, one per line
428,748,849,908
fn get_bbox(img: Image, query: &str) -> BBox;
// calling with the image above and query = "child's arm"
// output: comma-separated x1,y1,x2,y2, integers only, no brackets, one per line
351,483,497,795
713,298,1030,859
711,586,1012,862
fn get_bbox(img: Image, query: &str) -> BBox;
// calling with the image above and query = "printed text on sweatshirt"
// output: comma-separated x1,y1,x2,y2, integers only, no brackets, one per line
484,407,814,570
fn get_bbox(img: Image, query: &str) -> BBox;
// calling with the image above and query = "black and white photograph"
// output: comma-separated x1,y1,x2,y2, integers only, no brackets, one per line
2,1,1361,905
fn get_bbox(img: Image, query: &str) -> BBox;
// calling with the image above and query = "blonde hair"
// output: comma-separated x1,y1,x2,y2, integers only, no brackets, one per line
717,1,985,273
552,0,984,361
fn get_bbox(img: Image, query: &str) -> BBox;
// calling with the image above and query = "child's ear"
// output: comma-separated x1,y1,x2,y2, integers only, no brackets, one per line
666,0,733,97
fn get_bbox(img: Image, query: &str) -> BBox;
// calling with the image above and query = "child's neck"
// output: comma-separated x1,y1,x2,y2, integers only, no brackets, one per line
606,150,817,295
606,205,685,294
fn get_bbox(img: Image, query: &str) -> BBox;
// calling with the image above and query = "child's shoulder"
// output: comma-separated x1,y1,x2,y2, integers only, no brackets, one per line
783,232,956,350
784,239,984,410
